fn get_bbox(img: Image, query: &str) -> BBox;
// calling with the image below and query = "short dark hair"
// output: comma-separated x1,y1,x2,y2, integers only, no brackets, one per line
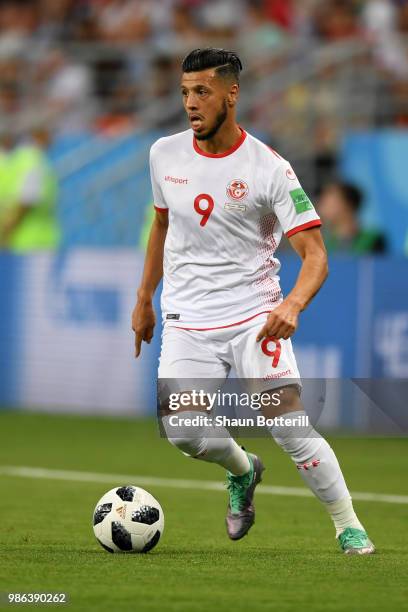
182,48,242,82
335,181,363,212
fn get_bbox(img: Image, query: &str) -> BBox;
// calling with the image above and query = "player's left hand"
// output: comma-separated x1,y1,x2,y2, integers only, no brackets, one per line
256,299,300,341
132,300,156,358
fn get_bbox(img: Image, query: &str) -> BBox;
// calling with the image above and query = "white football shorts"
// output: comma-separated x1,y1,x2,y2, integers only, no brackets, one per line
158,312,301,393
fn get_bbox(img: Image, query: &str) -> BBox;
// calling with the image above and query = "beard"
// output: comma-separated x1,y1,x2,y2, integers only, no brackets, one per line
195,100,228,141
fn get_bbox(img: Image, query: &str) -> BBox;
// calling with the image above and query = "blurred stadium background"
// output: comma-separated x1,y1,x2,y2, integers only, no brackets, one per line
0,0,408,430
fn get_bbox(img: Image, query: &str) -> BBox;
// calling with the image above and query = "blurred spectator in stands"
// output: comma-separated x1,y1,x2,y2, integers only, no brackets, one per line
35,0,93,45
149,0,177,47
285,0,318,38
318,181,387,254
197,0,248,39
0,21,29,125
314,0,361,41
240,1,287,61
149,54,177,99
94,78,137,135
36,48,94,134
262,0,295,31
0,0,38,39
142,53,185,128
173,2,199,40
90,0,151,43
0,61,22,117
155,4,203,55
362,0,408,78
399,0,408,31
390,1,408,124
362,0,397,43
0,126,60,251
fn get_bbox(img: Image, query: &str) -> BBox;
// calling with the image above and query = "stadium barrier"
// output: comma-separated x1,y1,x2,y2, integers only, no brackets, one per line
0,252,407,430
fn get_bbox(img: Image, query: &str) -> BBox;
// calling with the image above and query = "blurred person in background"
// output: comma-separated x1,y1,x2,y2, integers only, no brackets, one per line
155,4,203,56
390,1,408,125
197,0,248,39
262,0,296,31
0,126,60,251
239,0,288,62
35,47,94,134
149,54,178,100
0,37,27,124
94,76,138,134
0,70,21,120
314,0,361,41
34,0,92,45
90,0,151,43
361,0,408,83
0,0,38,41
318,180,387,254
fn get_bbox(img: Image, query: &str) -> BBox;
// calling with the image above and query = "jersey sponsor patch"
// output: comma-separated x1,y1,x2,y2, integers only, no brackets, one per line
224,202,247,213
289,188,314,214
166,314,180,320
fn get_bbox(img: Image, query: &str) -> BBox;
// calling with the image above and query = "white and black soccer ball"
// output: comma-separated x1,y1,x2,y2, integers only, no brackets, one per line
92,486,164,553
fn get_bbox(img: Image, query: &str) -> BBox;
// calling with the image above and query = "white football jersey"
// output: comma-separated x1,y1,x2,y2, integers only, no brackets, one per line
150,128,321,329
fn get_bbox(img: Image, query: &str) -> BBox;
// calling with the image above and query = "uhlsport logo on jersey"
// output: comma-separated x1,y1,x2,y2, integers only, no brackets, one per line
226,179,249,201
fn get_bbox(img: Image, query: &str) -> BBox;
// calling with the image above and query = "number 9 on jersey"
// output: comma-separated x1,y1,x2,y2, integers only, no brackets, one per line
194,194,214,227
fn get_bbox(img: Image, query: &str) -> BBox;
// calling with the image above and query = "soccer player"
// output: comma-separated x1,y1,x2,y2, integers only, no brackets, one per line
132,48,375,555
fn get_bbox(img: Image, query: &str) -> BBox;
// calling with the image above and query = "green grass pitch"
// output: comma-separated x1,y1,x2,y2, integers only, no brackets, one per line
0,411,407,611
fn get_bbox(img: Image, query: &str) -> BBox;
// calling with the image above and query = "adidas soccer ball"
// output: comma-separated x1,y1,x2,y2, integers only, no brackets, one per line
92,485,164,553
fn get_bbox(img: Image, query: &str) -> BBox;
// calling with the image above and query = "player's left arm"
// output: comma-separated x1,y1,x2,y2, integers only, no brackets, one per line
256,227,328,341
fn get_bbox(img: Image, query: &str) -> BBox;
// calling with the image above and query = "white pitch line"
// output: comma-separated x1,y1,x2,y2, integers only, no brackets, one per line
1,465,408,505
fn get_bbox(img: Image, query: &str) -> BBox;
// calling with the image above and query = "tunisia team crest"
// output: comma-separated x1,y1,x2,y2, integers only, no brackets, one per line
226,179,249,201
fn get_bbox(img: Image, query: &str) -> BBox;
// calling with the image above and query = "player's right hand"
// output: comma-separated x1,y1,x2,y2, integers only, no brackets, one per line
131,300,156,358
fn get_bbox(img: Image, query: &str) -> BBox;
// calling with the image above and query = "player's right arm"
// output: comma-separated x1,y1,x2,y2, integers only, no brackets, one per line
132,210,168,357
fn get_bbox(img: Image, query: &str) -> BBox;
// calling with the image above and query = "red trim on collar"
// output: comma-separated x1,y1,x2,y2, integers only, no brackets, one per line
193,127,247,158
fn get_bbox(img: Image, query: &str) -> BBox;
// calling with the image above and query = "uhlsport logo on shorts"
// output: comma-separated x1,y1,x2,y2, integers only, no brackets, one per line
226,179,249,201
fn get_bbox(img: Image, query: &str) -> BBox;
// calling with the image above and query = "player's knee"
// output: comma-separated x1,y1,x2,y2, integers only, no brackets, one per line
268,410,324,463
166,435,207,458
274,435,324,464
161,412,208,457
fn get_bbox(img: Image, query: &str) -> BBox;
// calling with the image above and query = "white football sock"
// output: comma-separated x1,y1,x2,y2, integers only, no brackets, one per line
325,496,365,537
268,410,365,533
199,436,251,475
161,411,250,475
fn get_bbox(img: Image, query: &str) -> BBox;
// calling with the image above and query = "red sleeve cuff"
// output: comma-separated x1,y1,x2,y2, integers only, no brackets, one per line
154,205,168,213
286,219,322,238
